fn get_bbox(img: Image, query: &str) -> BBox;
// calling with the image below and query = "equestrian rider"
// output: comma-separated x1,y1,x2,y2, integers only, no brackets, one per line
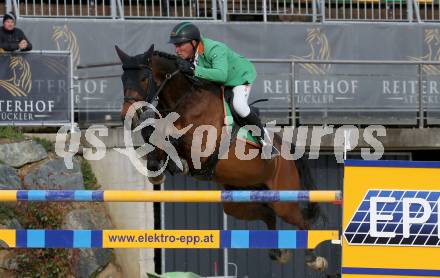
169,22,279,157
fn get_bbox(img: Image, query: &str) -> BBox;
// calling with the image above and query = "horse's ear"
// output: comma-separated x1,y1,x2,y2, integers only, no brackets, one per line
115,45,130,63
145,44,154,60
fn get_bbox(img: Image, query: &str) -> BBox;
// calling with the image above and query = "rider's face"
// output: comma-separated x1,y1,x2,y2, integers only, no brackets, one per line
3,19,15,31
174,41,196,60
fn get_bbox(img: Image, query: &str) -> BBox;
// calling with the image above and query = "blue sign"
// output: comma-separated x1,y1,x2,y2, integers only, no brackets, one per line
344,190,440,247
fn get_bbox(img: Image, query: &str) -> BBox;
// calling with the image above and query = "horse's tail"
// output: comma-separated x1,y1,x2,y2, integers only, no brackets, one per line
295,154,321,224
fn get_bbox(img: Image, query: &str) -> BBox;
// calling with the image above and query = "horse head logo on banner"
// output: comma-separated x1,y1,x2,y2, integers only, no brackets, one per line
52,25,80,68
408,29,440,75
290,28,331,75
0,56,32,97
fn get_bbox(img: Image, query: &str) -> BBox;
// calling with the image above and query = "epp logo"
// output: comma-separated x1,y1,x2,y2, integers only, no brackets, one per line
344,190,440,247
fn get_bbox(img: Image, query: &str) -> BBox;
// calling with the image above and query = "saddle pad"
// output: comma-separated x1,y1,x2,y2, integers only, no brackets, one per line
222,92,259,147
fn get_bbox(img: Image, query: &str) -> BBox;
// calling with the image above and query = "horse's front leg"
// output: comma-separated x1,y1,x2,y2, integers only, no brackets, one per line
165,137,189,176
145,148,166,185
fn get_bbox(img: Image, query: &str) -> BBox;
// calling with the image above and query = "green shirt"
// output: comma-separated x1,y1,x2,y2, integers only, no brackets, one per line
194,38,257,86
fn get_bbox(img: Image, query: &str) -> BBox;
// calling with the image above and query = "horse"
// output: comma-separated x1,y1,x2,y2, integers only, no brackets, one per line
115,44,328,272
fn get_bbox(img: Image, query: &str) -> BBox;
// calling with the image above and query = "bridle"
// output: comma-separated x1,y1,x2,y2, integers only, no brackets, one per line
122,64,156,104
122,62,180,119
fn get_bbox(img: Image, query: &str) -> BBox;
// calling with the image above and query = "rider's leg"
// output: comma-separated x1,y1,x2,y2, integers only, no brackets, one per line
232,85,279,157
232,84,251,118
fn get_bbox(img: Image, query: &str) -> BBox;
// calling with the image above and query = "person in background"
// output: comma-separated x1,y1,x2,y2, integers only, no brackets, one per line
0,11,32,51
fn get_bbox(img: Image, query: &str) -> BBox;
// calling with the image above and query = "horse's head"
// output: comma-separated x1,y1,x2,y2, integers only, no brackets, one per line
115,44,185,184
424,29,440,61
52,25,80,67
306,28,330,72
9,56,32,94
52,26,68,50
115,44,156,126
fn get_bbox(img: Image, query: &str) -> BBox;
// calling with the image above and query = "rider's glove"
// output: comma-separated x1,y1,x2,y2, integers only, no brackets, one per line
176,59,195,76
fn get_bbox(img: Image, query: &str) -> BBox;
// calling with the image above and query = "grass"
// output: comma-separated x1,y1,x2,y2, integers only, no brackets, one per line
31,137,53,152
0,126,25,140
81,159,99,190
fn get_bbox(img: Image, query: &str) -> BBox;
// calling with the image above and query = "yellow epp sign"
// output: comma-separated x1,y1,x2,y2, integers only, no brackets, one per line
342,160,440,278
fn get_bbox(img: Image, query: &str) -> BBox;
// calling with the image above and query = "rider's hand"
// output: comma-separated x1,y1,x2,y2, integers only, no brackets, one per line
18,40,28,50
176,59,195,76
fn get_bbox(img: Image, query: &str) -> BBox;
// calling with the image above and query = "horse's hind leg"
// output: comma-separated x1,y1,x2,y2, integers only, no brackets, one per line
267,156,328,272
272,203,308,230
222,202,291,264
270,202,328,271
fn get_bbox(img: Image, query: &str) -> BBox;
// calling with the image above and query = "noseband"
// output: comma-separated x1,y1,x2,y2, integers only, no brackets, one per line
122,63,180,119
122,64,156,104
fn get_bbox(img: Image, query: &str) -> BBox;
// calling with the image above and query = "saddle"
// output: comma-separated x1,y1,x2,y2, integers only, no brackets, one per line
222,87,264,147
189,87,267,180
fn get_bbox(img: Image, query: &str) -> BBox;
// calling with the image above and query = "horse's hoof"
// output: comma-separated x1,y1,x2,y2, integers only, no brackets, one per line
166,158,189,176
268,249,291,264
306,256,328,272
148,174,165,185
181,159,189,175
277,249,292,264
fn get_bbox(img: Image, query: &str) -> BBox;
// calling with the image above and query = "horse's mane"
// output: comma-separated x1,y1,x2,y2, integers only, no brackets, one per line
153,50,178,60
153,50,220,93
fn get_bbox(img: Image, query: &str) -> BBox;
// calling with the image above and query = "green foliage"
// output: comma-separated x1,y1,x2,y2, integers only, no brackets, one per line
15,203,65,229
81,159,99,190
0,153,103,276
0,203,18,222
15,249,76,278
0,126,25,140
12,203,74,277
31,137,53,152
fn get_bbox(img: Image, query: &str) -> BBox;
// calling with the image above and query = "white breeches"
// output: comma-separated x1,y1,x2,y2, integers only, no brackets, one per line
232,84,251,118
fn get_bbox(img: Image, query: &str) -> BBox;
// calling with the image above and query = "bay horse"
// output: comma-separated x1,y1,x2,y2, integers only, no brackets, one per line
116,44,328,272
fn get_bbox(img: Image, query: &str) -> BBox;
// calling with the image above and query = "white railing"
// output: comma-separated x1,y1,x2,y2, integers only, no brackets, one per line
416,0,439,22
2,0,439,22
224,0,319,21
6,0,216,19
320,0,423,22
9,0,120,18
120,0,217,19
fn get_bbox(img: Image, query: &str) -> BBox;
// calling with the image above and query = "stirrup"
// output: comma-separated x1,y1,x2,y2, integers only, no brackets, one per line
259,129,280,158
260,139,280,158
271,144,280,157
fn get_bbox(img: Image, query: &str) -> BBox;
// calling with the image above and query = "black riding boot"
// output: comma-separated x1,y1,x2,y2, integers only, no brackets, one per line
242,111,280,158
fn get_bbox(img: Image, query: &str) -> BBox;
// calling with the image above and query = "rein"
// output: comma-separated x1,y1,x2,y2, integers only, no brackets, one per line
146,69,180,104
122,60,197,120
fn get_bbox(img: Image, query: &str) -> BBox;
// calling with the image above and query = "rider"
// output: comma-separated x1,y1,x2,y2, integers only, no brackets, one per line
168,22,279,157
